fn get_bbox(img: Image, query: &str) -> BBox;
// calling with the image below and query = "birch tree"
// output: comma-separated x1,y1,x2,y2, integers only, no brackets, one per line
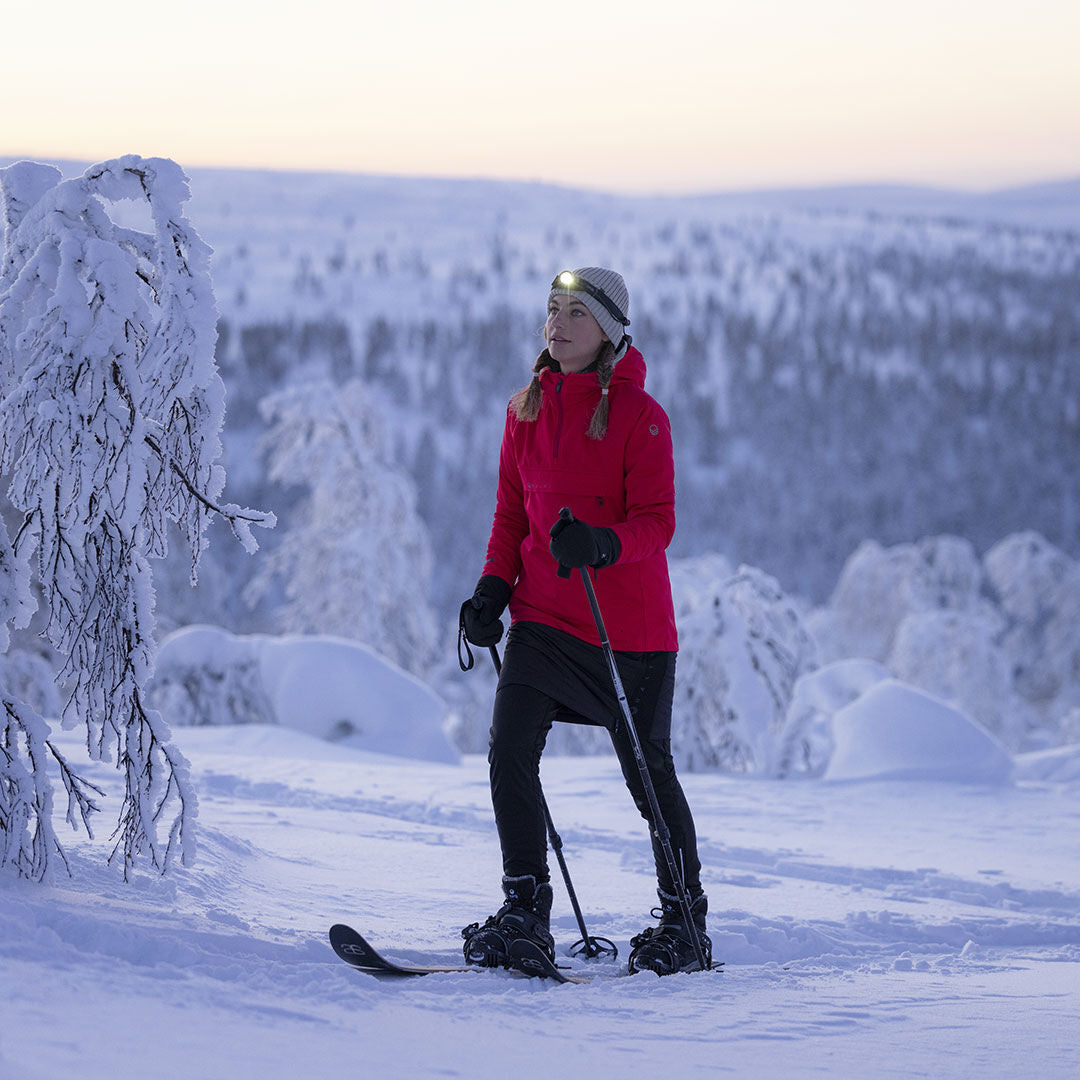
247,377,437,675
0,156,274,880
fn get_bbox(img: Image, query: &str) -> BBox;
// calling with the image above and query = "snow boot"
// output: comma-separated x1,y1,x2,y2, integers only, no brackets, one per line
627,889,712,975
461,875,555,968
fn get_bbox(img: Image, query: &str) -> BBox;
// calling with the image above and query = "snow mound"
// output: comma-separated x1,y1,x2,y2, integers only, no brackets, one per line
787,657,891,720
824,679,1013,784
777,659,890,776
153,625,459,763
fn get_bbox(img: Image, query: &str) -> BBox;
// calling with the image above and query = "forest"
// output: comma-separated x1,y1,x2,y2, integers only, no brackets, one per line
157,172,1079,637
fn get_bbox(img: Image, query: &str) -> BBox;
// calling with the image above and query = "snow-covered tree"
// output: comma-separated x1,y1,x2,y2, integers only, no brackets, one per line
670,560,818,773
0,157,274,880
805,535,991,664
983,531,1080,744
151,626,274,730
246,377,438,675
808,530,1080,751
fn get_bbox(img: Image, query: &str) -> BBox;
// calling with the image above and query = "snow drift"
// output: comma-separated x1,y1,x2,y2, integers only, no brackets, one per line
824,679,1014,784
152,625,458,764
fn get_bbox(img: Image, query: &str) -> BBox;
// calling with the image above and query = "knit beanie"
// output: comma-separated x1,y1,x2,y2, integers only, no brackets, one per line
549,267,630,355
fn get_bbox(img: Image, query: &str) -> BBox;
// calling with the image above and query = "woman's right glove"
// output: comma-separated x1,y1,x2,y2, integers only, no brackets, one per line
459,574,513,652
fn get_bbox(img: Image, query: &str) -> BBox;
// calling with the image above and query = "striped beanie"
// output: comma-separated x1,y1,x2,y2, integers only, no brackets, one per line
549,267,631,355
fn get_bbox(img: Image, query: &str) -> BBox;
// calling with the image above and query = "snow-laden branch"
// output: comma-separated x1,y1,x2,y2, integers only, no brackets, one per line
0,156,274,880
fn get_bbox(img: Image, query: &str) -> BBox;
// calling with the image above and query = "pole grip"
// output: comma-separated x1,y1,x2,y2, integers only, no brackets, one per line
556,506,574,578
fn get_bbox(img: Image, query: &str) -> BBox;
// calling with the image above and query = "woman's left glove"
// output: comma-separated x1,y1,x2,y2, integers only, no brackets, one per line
549,515,621,570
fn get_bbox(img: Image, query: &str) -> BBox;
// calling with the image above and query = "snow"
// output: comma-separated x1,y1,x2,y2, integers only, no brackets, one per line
153,624,458,764
3,656,1079,1079
824,679,1014,784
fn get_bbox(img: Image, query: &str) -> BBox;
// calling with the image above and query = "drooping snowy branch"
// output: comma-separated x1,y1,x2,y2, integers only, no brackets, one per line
0,156,274,879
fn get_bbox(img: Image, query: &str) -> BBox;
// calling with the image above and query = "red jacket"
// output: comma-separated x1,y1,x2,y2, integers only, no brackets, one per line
483,346,678,651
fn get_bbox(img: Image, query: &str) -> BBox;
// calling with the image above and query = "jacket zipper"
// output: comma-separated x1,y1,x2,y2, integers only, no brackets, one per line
553,378,564,459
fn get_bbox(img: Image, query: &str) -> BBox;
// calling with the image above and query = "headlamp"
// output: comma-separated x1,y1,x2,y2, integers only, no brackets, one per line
551,271,629,327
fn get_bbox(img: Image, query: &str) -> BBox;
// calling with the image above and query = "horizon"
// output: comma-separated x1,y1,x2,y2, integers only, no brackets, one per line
5,0,1079,197
2,152,1077,203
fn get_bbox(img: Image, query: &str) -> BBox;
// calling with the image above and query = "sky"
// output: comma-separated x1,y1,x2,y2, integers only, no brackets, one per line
5,0,1079,195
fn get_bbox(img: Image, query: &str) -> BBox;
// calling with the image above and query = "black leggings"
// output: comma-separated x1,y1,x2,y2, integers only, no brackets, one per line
488,656,702,898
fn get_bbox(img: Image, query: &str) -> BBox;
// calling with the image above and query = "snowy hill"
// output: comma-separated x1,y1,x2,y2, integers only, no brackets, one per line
680,177,1080,230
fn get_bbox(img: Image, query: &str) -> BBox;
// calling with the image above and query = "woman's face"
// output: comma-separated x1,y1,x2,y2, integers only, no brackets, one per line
545,293,608,373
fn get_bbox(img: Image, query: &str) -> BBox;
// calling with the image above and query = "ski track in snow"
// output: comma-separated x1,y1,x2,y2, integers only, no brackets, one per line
2,726,1078,1080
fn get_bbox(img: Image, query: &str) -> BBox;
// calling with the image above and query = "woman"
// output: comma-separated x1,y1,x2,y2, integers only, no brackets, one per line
458,267,710,976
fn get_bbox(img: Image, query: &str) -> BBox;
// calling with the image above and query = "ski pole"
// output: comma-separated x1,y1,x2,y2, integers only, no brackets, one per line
488,644,617,959
555,507,709,972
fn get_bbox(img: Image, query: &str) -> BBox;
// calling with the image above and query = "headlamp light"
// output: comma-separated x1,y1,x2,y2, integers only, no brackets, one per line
551,271,630,327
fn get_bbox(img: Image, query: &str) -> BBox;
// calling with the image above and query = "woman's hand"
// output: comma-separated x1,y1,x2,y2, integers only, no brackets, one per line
460,575,513,646
549,515,621,570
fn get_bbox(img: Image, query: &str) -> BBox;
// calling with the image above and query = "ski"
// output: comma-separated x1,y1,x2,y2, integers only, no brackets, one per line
330,924,481,977
329,923,592,983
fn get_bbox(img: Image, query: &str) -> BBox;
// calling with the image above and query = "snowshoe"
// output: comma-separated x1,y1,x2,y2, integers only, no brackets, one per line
628,890,711,976
461,875,555,968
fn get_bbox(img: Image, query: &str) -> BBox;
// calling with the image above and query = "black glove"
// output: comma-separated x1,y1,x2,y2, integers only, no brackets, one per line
549,515,621,570
459,574,513,648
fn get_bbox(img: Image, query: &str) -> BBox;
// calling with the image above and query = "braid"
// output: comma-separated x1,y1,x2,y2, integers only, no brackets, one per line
586,342,617,440
509,343,616,435
509,349,555,421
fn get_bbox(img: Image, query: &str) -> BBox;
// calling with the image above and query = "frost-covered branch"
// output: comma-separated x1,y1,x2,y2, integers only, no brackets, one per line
46,738,105,838
143,431,274,555
0,155,274,880
0,698,68,879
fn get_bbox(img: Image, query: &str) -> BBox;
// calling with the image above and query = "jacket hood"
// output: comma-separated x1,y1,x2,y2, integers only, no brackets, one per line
611,345,646,389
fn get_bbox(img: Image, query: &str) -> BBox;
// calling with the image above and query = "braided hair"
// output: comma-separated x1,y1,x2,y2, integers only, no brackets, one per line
510,341,617,440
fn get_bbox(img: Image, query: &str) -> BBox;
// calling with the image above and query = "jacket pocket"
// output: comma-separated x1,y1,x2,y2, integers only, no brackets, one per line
520,465,624,523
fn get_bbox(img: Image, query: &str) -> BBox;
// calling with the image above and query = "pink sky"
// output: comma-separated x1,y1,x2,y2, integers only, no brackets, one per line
5,0,1079,193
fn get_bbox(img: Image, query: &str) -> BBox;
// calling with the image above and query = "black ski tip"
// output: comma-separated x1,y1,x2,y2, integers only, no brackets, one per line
329,923,385,968
329,924,482,977
506,938,590,983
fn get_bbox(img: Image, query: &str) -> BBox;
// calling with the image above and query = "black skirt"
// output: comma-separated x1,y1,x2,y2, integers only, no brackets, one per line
498,621,676,733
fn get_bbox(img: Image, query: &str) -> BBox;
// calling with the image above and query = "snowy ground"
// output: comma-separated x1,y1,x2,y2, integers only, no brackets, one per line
2,724,1079,1080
